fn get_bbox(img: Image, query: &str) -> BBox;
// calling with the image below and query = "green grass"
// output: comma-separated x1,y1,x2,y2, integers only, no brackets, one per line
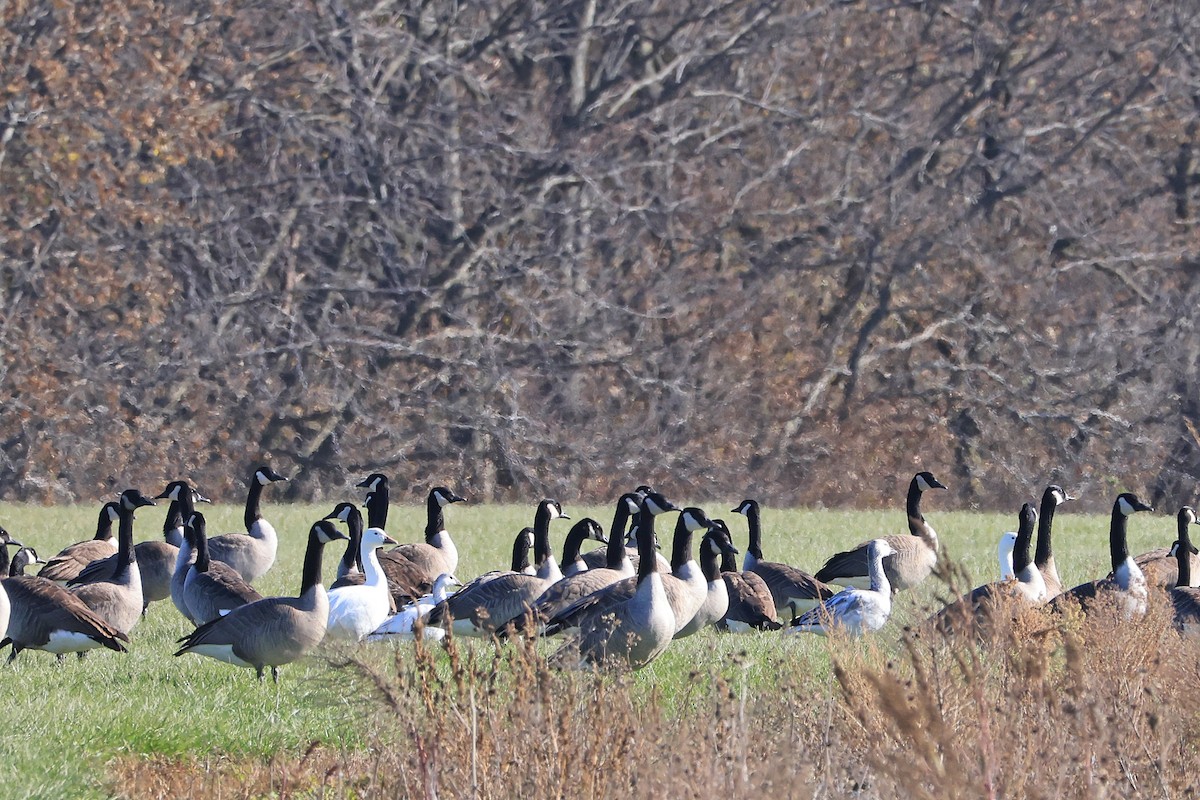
0,496,1179,797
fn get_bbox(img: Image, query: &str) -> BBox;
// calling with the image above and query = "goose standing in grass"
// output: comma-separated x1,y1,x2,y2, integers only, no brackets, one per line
69,489,157,637
715,521,782,632
1,530,130,661
1136,505,1200,589
204,466,289,583
1047,492,1154,618
70,492,202,612
1167,511,1200,634
158,480,211,623
367,573,462,641
581,493,642,571
674,521,739,638
326,502,429,606
181,513,264,626
559,518,607,577
554,496,681,670
325,526,399,641
425,499,570,637
788,539,896,636
174,519,347,682
815,471,947,592
38,502,120,584
1032,484,1073,599
731,498,836,618
385,486,468,583
932,503,1046,635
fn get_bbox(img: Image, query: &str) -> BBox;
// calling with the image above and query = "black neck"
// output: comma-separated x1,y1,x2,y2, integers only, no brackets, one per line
338,520,360,574
177,489,196,521
95,507,115,541
0,545,10,575
1109,502,1131,573
699,535,721,582
720,548,737,573
561,521,591,564
425,493,445,541
193,520,211,573
345,507,365,573
115,501,136,577
1013,510,1035,575
244,477,266,531
163,499,183,541
635,505,658,581
511,531,533,572
745,503,763,560
670,514,695,572
365,487,389,530
1178,544,1193,588
1034,491,1058,567
906,479,925,535
300,530,330,594
533,506,554,566
610,499,634,545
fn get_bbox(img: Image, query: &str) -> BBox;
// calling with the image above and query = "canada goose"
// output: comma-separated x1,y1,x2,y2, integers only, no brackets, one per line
425,499,570,637
158,480,206,623
555,496,680,670
357,473,391,528
367,573,462,641
174,519,347,681
1167,512,1200,634
9,547,45,577
69,489,157,637
534,508,643,624
1,531,130,661
715,521,781,632
789,539,896,636
204,466,289,583
674,521,740,638
815,471,947,592
513,528,537,576
580,493,642,571
38,502,120,584
68,492,202,611
560,518,607,577
1136,505,1200,589
326,502,429,607
542,493,679,637
730,498,836,617
385,486,468,583
1048,492,1154,618
325,526,400,641
1031,484,1074,599
181,512,264,626
932,503,1046,636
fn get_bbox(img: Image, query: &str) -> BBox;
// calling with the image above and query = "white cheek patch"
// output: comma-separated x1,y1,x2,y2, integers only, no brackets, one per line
916,475,931,491
1118,497,1135,516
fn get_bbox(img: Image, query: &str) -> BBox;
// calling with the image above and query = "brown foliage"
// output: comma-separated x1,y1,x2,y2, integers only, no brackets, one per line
2,0,1200,508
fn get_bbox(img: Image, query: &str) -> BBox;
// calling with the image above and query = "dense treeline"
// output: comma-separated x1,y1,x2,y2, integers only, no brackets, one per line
1,0,1199,509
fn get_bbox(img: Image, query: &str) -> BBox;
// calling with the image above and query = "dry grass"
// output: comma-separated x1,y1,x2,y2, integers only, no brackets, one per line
108,576,1200,799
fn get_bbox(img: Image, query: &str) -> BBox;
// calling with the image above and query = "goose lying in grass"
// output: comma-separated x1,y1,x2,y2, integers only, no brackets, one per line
788,539,895,637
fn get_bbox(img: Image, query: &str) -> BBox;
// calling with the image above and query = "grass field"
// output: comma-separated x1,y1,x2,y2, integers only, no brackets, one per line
0,494,1188,798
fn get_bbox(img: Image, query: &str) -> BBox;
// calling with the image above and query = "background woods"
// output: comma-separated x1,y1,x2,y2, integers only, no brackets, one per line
1,0,1199,509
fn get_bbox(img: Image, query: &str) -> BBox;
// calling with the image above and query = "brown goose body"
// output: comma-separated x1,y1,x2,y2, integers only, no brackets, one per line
204,466,289,583
381,486,467,583
182,513,264,625
174,520,346,681
715,538,781,632
1,558,129,661
814,472,947,593
38,503,120,585
732,498,837,616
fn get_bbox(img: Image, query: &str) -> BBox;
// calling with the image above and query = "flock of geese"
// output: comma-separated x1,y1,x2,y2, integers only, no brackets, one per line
0,467,1194,678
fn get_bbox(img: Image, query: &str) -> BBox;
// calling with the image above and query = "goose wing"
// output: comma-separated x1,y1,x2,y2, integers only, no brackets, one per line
39,541,115,583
